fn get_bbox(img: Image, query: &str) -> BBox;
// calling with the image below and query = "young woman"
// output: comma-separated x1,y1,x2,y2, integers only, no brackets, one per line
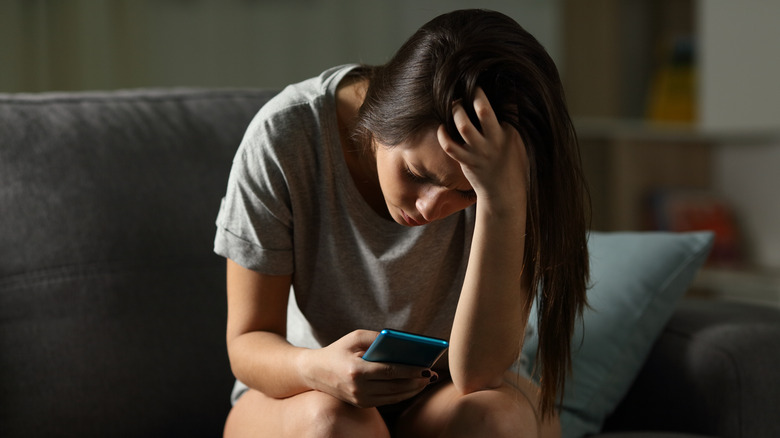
215,9,589,438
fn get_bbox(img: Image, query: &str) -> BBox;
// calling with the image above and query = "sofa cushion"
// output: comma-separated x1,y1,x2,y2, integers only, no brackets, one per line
602,299,780,438
521,231,713,438
0,89,276,436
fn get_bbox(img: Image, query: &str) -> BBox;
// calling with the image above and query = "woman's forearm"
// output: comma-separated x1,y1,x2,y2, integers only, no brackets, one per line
448,198,529,394
227,330,315,399
438,88,531,393
225,261,317,399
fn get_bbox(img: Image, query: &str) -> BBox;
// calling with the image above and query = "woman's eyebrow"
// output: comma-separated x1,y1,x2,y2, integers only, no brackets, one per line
412,163,472,192
410,163,449,187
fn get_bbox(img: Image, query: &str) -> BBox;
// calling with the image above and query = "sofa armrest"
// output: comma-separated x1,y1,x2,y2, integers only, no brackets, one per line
601,298,780,438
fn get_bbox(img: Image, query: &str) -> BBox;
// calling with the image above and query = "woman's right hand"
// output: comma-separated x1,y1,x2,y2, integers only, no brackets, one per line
302,330,437,408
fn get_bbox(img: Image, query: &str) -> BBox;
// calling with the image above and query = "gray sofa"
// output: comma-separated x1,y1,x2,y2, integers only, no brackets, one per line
1,89,778,437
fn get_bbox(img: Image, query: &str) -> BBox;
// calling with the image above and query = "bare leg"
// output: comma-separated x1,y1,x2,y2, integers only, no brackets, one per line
223,389,391,438
394,372,560,438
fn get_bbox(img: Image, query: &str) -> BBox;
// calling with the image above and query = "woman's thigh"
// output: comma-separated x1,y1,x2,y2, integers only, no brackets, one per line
223,389,390,438
394,372,561,438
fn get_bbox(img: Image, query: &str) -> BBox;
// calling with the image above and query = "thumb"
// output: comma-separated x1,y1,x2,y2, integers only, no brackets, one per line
349,329,381,351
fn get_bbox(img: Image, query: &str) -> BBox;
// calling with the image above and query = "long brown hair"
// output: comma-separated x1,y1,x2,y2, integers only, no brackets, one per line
353,9,590,418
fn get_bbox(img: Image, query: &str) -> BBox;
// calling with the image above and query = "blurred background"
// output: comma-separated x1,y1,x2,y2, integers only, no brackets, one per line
2,0,779,305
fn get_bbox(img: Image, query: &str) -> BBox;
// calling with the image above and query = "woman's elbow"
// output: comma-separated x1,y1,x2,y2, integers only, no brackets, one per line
451,371,506,395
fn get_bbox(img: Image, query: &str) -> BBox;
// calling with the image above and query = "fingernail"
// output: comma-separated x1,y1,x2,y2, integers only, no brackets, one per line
429,374,439,383
422,370,431,378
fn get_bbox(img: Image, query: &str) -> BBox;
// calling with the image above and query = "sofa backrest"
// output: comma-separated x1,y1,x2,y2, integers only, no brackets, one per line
0,88,277,437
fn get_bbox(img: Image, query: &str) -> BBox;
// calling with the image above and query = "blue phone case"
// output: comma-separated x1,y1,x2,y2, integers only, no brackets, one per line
362,329,449,368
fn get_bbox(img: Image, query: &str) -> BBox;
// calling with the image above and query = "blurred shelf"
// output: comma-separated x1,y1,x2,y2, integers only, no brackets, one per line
575,117,780,145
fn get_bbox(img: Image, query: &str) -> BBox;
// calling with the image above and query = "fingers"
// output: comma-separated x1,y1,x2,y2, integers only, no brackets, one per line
439,87,506,167
364,361,437,381
361,361,438,391
454,87,502,146
437,124,465,163
349,361,438,407
362,367,438,406
323,330,442,408
471,87,503,140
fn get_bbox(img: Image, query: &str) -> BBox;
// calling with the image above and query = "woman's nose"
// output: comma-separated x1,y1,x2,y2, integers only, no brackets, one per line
416,187,452,222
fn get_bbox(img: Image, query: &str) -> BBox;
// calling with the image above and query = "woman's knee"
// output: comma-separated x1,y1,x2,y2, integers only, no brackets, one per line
224,389,390,438
298,391,390,438
446,389,538,437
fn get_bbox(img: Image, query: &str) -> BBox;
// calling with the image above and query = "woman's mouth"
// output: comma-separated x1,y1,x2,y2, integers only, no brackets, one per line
401,209,427,226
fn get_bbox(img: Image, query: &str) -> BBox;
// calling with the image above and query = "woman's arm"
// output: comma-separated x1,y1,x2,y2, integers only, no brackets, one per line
438,88,531,394
225,259,435,405
225,258,309,398
448,191,528,393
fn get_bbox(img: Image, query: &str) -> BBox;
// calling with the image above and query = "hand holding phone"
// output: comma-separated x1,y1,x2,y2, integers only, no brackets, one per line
362,329,449,368
308,329,438,408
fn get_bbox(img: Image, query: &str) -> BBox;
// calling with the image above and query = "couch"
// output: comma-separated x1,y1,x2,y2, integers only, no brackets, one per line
1,88,778,438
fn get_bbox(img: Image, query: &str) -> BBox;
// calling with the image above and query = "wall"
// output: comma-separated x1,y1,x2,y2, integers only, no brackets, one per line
715,142,780,268
699,1,780,269
697,0,780,133
0,0,561,92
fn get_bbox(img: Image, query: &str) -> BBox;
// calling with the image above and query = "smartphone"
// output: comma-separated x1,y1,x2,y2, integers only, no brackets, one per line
362,329,449,368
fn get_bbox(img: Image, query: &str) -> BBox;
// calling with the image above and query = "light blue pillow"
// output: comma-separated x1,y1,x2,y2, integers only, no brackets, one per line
521,231,714,438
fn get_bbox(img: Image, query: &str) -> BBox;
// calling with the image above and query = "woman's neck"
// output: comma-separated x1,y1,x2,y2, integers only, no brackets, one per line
336,78,391,220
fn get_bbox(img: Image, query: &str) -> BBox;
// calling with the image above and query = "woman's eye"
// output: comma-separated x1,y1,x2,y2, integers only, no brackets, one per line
404,166,429,184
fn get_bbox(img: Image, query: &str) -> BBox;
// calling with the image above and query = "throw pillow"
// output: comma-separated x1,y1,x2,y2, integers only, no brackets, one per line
521,231,714,438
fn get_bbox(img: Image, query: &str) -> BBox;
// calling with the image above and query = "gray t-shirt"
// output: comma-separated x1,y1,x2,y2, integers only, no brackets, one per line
214,64,475,350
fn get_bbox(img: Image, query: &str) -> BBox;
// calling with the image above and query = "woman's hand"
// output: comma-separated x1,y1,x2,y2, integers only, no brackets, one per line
437,87,529,210
303,330,437,408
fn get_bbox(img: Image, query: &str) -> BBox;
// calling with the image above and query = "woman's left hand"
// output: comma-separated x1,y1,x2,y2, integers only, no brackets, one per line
437,87,529,210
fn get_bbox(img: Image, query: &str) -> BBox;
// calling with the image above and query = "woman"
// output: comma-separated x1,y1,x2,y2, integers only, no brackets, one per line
215,9,589,437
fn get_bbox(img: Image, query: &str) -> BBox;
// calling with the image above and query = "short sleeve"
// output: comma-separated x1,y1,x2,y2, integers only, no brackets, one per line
214,113,295,275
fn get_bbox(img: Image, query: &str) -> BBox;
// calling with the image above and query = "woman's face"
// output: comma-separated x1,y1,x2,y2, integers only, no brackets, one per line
374,129,477,226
